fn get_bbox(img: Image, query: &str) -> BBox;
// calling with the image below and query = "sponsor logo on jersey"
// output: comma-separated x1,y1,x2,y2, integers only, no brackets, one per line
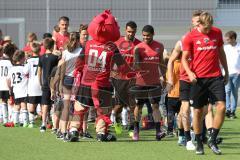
197,46,217,51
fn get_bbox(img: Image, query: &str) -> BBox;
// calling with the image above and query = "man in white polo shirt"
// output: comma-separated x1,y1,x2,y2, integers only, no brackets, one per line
224,31,240,119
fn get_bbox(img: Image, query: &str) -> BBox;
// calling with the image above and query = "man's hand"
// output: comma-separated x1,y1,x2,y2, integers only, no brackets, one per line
224,73,229,85
188,71,197,84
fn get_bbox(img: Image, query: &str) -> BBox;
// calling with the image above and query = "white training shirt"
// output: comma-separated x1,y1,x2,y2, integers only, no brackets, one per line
224,42,240,75
62,47,82,77
26,56,42,96
0,58,13,91
8,64,28,99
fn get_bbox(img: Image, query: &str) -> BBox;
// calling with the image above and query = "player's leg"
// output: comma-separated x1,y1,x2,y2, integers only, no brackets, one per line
92,85,116,142
0,91,10,124
20,99,28,127
40,90,51,132
12,99,21,126
207,76,226,155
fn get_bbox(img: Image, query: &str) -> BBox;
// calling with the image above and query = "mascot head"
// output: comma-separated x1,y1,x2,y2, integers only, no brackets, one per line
88,10,120,43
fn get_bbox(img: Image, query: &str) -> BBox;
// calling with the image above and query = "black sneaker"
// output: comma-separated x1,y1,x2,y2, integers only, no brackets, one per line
230,112,237,119
51,128,58,134
156,132,166,141
82,132,93,139
96,133,117,142
56,131,63,139
196,142,204,155
40,126,46,133
68,131,80,142
208,137,222,155
216,137,223,145
225,110,231,118
63,133,70,142
166,131,174,138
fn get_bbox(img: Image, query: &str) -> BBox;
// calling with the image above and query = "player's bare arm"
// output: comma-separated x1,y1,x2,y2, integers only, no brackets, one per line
167,41,181,87
181,50,196,83
37,66,42,86
219,46,229,85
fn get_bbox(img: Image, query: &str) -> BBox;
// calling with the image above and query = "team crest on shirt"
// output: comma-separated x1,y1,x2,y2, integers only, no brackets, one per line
203,38,209,43
196,40,201,45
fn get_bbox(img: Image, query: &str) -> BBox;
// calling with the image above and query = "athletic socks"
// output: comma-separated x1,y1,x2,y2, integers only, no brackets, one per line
207,128,213,135
184,130,191,142
1,103,8,123
195,134,202,146
179,128,185,137
211,128,220,141
121,107,128,126
134,121,139,133
21,109,28,125
155,122,161,133
13,111,20,124
29,112,35,124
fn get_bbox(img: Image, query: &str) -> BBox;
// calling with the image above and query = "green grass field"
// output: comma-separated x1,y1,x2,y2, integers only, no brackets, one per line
0,109,240,160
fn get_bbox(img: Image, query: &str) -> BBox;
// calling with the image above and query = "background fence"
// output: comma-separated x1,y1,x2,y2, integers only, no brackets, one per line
0,0,234,50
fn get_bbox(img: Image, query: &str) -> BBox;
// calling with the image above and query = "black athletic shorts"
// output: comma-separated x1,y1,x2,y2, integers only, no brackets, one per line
0,91,10,100
179,80,191,101
131,85,162,105
111,78,135,106
190,76,225,108
76,85,94,108
167,97,181,114
76,85,113,108
14,97,27,105
28,96,42,104
41,89,52,105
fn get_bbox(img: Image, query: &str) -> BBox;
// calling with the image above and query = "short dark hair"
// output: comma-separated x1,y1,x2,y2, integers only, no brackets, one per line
58,16,69,22
79,24,88,33
31,42,41,54
3,43,16,58
43,38,54,50
126,21,137,29
12,50,25,63
225,31,237,40
142,25,154,34
43,33,52,39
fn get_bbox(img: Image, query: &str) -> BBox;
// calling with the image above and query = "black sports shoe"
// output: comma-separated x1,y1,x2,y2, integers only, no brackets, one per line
82,132,93,139
156,132,166,141
196,142,204,155
225,110,231,118
51,128,58,134
69,131,80,142
56,131,63,139
96,133,117,142
63,133,70,142
230,112,237,119
208,137,222,155
216,137,223,145
40,126,46,133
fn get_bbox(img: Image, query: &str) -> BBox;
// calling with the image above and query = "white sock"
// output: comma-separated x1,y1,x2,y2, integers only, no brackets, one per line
121,107,128,126
110,110,116,124
13,111,20,124
29,112,35,124
21,109,28,125
2,103,8,123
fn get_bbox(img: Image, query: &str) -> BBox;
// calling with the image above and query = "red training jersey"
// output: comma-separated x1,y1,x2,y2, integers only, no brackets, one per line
80,40,124,87
114,36,141,80
135,40,164,86
182,26,223,78
54,32,70,52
